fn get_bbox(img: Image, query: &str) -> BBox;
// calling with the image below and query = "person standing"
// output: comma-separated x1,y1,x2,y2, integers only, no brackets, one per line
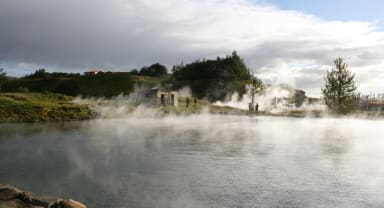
186,97,190,108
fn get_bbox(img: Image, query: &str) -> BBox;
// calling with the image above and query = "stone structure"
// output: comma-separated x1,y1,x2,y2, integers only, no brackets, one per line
139,88,178,107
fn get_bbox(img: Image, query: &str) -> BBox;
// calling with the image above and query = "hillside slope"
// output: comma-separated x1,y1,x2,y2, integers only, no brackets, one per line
0,93,92,122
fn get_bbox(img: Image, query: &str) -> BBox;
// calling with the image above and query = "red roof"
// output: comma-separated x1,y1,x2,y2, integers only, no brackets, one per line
368,101,384,107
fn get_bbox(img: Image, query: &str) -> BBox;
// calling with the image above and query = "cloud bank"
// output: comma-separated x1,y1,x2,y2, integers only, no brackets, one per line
1,0,384,96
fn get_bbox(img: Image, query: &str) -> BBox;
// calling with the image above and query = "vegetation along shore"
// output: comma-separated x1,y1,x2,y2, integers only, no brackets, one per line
1,53,383,123
0,93,92,123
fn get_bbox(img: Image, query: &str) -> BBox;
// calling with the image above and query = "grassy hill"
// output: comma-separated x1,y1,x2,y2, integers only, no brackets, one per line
1,73,162,97
0,93,92,122
1,52,260,102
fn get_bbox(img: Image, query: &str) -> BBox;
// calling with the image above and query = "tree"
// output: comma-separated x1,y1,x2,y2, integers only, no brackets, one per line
322,57,357,114
0,68,5,78
130,69,139,75
251,77,264,93
0,68,6,90
24,68,49,79
139,63,167,77
170,52,254,101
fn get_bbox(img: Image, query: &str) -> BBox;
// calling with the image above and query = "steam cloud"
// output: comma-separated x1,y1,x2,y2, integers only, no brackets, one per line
214,85,327,114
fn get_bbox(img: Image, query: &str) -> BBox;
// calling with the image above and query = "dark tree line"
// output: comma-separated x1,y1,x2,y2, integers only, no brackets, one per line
1,53,262,101
172,51,251,81
170,51,256,101
23,69,81,79
131,63,168,77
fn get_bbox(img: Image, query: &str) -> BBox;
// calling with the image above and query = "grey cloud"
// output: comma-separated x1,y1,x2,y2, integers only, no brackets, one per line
1,0,384,95
0,0,382,71
295,68,326,89
0,0,211,70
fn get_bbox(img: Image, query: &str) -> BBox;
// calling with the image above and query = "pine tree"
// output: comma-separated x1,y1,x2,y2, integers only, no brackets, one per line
322,57,357,114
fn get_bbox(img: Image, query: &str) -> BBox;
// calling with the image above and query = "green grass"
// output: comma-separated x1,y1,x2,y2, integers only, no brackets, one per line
0,93,92,122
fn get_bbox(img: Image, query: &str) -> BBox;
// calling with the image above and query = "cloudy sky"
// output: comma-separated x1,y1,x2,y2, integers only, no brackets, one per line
1,0,384,96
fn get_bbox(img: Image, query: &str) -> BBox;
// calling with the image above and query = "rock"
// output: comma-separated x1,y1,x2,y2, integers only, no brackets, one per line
0,200,29,208
0,184,86,208
15,192,33,203
0,187,20,201
58,199,86,208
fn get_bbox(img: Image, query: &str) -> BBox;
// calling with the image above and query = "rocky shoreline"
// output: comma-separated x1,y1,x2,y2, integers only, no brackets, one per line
0,184,86,208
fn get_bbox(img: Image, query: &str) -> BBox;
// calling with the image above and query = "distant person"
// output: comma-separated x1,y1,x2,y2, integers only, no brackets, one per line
255,103,259,112
194,98,197,109
186,97,190,108
161,94,165,105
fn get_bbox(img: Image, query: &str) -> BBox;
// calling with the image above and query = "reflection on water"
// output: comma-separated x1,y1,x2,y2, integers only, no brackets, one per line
1,115,384,208
320,126,352,169
322,128,350,155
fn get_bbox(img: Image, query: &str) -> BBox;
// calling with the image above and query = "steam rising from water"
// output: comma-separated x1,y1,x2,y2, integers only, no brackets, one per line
215,85,327,113
73,84,328,119
1,115,384,207
73,86,196,118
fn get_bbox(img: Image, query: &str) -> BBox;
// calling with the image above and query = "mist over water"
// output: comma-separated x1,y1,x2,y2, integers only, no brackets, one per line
1,115,384,207
214,85,327,113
